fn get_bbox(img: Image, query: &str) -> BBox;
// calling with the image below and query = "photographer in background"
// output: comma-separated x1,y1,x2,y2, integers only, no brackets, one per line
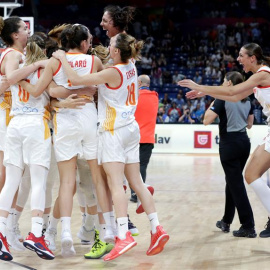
178,108,195,123
156,106,169,123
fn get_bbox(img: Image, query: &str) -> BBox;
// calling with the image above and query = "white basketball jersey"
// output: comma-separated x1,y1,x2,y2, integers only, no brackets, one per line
10,68,50,120
53,52,94,90
0,48,25,110
98,61,138,134
253,66,270,123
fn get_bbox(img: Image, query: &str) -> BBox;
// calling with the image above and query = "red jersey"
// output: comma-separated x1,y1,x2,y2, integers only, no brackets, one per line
135,88,158,143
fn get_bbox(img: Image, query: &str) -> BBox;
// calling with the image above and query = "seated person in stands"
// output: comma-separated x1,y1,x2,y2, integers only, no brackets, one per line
162,69,172,84
161,93,172,105
173,93,185,109
157,106,170,123
168,102,182,123
193,71,202,84
172,71,185,84
178,108,195,124
191,103,205,123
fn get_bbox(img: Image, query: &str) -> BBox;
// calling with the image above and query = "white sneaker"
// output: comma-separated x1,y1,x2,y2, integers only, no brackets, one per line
6,228,25,251
77,226,95,243
104,228,116,244
61,230,76,257
44,228,57,251
14,223,24,242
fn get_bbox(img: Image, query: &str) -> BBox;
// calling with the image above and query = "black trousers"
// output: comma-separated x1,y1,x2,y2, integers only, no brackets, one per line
130,143,154,196
219,132,254,229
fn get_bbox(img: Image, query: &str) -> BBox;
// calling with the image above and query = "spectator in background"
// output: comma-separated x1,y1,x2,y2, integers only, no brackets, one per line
157,106,169,123
157,53,167,67
141,53,152,75
193,71,202,84
162,69,172,84
178,108,195,123
168,102,182,123
131,75,159,202
151,66,163,86
172,71,185,84
191,103,205,123
173,93,185,109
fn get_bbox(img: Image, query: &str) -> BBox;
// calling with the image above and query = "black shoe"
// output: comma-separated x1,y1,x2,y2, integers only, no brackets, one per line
216,220,230,233
233,226,257,238
130,193,137,203
259,217,270,238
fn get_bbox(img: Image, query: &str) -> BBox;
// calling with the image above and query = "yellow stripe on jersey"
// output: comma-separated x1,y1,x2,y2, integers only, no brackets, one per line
0,91,12,110
103,103,116,135
43,118,51,140
43,104,52,121
53,113,57,135
5,108,12,126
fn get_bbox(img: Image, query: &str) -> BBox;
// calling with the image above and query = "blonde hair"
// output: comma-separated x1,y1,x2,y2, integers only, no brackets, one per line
25,41,47,66
115,33,144,62
48,24,70,45
91,45,110,64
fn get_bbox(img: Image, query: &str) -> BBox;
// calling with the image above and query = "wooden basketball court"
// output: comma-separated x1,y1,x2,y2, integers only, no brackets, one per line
0,153,269,270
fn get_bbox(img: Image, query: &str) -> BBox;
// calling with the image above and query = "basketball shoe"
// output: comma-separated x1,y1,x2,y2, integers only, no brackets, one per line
44,227,57,251
136,184,155,214
6,228,25,251
23,232,55,260
61,229,76,257
84,230,114,259
146,225,169,256
77,225,95,244
103,231,137,261
0,232,13,261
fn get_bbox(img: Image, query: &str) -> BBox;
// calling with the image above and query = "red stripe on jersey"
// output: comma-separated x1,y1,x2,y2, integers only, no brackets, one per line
105,66,123,90
90,55,94,74
53,61,62,76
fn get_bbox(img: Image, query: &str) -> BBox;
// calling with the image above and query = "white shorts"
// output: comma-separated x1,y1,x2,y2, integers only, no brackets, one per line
0,109,9,151
260,128,270,153
4,115,52,170
53,103,98,162
98,121,140,164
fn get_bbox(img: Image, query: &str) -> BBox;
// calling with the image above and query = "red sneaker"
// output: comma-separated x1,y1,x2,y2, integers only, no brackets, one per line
146,225,169,256
0,232,13,261
103,231,137,261
136,185,154,214
23,232,55,260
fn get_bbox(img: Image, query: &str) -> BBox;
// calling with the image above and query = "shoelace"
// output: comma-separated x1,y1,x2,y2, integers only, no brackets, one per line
265,218,270,229
91,239,103,252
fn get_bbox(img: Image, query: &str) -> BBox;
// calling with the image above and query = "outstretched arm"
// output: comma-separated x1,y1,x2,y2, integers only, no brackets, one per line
5,51,48,85
53,50,120,87
18,58,58,98
179,72,266,101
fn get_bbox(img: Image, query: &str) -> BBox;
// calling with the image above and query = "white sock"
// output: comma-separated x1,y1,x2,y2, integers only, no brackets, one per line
31,217,43,237
81,212,86,225
0,217,7,237
99,224,106,242
250,177,270,215
110,211,116,230
84,213,95,231
117,217,128,240
148,212,160,234
7,208,15,229
94,213,99,229
43,214,50,230
49,216,60,231
13,209,22,225
61,217,71,233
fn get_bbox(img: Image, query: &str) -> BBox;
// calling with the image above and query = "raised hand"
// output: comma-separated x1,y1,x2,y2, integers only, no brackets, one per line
177,79,200,91
52,49,66,60
186,90,204,99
